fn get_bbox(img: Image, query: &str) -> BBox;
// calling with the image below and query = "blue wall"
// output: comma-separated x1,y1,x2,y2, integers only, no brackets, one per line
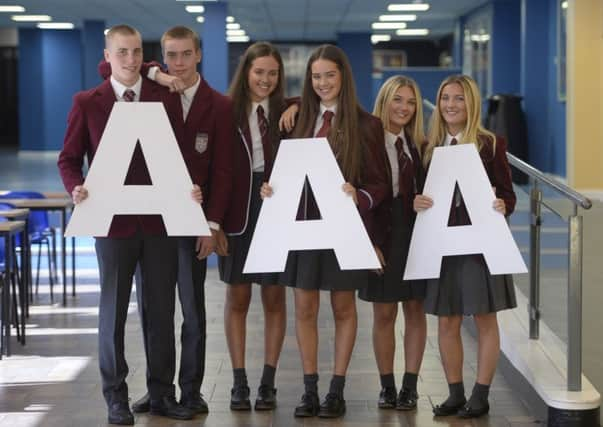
491,0,521,95
338,33,372,111
82,20,105,90
19,29,83,151
202,2,228,93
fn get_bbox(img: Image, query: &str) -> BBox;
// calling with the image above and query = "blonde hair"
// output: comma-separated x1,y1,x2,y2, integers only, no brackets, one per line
424,74,495,166
161,26,200,53
373,75,425,149
104,24,141,48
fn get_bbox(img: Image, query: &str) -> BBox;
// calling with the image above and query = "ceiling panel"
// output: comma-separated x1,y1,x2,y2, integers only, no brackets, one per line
0,0,488,42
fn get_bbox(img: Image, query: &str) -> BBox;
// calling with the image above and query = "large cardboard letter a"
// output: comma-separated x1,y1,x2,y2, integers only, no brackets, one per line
65,102,209,237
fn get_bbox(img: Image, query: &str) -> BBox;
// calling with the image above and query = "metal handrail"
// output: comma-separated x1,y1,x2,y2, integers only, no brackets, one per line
506,154,592,209
422,97,592,392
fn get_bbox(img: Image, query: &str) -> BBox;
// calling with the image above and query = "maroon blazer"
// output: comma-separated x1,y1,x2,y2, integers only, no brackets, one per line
434,134,516,226
295,108,390,244
57,78,179,238
222,100,289,235
98,60,235,227
163,78,235,226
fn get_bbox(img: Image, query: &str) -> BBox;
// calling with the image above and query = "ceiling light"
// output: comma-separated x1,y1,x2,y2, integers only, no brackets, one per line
226,23,240,30
388,3,430,12
396,28,429,36
226,29,245,36
185,5,205,13
0,6,25,12
104,29,109,35
372,22,407,30
561,1,568,9
371,34,391,44
227,35,250,43
196,16,205,23
37,22,74,30
226,16,235,23
11,14,51,22
470,34,490,42
379,14,416,21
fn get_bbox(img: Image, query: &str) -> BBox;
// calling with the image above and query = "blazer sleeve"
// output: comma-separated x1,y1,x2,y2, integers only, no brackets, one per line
356,114,390,216
57,93,89,194
490,136,516,216
205,95,235,225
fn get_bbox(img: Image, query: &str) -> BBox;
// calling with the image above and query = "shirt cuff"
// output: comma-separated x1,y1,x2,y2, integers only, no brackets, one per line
147,66,159,81
208,221,220,231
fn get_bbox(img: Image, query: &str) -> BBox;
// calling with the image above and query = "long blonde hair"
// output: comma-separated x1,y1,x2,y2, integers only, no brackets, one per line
292,44,362,185
424,74,495,166
373,75,425,149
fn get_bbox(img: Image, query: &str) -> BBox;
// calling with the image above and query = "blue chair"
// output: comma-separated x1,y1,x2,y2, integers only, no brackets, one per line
0,216,23,346
0,192,56,297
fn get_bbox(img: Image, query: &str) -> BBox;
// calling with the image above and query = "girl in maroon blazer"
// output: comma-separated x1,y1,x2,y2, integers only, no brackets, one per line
262,44,389,419
217,42,288,412
358,75,427,411
414,74,517,418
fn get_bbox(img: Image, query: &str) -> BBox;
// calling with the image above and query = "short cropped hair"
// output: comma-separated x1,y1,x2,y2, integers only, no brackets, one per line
160,26,201,52
105,24,141,47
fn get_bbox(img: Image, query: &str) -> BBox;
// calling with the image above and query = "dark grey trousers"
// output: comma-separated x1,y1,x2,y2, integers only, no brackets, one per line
136,236,207,398
95,235,178,405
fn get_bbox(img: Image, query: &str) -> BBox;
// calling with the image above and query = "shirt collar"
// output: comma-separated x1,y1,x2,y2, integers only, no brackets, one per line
445,132,463,145
182,73,201,101
110,75,142,99
319,103,337,117
252,98,270,116
385,129,407,146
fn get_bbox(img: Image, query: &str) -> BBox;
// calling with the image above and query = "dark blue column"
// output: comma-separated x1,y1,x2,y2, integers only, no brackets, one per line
82,20,105,89
521,0,550,170
337,32,372,111
492,0,521,94
453,18,464,68
18,29,44,151
202,2,228,93
18,28,82,151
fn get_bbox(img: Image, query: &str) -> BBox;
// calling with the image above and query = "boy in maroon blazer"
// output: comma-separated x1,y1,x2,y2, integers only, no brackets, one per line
57,25,197,425
99,26,235,415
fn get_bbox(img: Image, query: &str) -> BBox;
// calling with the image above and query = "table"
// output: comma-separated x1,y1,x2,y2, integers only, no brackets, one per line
0,220,25,357
0,209,31,324
1,199,75,306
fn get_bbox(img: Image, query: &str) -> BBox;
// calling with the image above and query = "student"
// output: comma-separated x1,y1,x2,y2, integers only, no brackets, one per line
358,75,427,411
58,25,200,425
262,44,389,419
413,74,517,418
218,42,288,411
122,26,234,417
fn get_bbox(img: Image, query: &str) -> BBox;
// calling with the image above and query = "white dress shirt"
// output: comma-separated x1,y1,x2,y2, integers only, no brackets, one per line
249,99,270,172
385,130,411,197
110,75,142,102
313,103,337,137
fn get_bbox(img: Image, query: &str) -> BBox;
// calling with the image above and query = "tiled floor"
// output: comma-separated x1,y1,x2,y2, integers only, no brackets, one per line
0,267,540,427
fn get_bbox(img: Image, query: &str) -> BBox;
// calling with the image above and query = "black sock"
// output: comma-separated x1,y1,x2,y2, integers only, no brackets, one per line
402,372,418,392
304,373,319,394
260,364,276,388
443,382,465,406
380,373,396,390
328,375,346,398
467,382,490,408
233,368,248,388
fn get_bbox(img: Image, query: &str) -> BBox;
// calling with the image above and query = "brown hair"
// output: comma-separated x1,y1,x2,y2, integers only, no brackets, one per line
104,24,141,47
373,74,425,150
227,42,286,156
424,74,495,167
292,44,362,184
161,26,200,52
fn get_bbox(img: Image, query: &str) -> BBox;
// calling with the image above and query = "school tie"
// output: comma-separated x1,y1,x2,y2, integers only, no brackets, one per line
315,110,334,138
256,105,272,172
122,89,136,102
395,136,411,198
450,137,458,146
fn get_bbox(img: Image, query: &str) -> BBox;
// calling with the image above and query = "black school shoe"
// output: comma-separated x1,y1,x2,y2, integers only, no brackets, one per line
150,395,194,420
230,384,251,410
107,401,134,425
131,392,150,413
396,388,418,410
294,392,320,417
181,392,209,414
457,401,490,418
378,387,397,409
318,393,346,418
432,397,467,416
254,384,277,410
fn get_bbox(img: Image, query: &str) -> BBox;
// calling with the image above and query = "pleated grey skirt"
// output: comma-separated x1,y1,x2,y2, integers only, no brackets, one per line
218,172,281,286
423,254,517,316
359,197,425,303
